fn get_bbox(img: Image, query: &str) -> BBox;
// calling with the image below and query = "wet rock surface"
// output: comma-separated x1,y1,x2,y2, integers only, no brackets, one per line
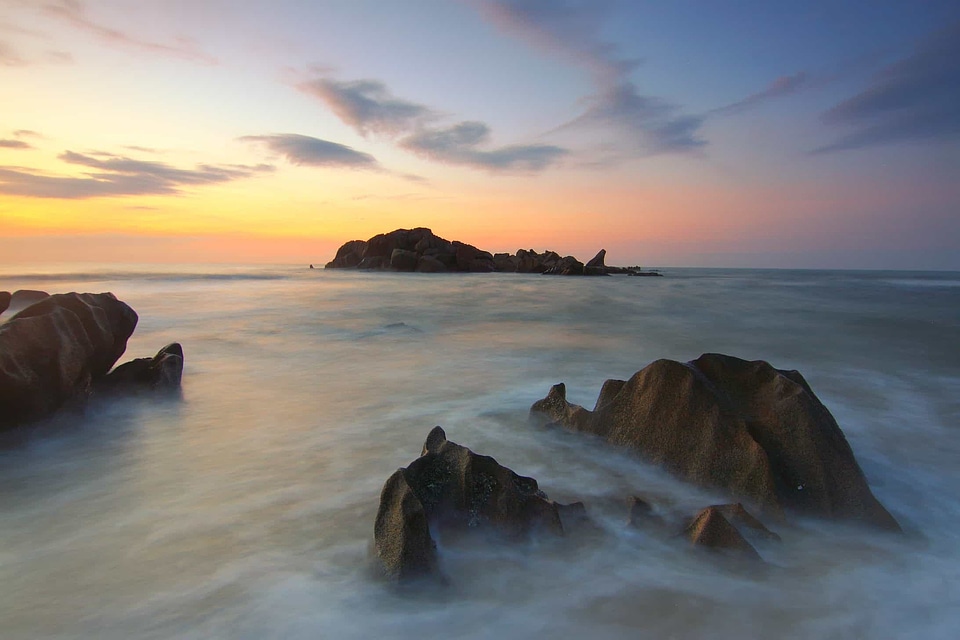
531,353,900,531
0,292,184,430
374,426,565,582
98,343,184,392
0,292,138,429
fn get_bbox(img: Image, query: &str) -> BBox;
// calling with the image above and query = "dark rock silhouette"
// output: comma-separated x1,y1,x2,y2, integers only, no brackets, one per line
99,343,184,392
0,291,9,317
374,426,565,582
2,289,50,318
325,228,653,276
531,353,900,531
0,293,138,429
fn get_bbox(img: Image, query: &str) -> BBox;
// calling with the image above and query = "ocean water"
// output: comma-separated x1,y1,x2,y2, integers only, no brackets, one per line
1,265,958,639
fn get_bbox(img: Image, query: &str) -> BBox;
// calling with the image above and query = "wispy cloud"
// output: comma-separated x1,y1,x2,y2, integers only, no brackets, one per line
814,22,960,153
43,0,217,65
477,0,705,155
0,139,32,149
13,130,43,139
0,40,27,66
302,74,568,173
298,79,434,137
711,72,811,116
401,121,567,171
240,134,380,169
0,150,271,199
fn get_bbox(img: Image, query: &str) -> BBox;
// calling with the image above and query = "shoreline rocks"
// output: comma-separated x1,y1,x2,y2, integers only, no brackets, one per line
325,227,660,276
530,353,900,531
0,292,184,431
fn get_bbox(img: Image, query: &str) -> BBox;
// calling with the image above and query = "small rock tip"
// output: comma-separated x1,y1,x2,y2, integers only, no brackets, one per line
422,426,447,455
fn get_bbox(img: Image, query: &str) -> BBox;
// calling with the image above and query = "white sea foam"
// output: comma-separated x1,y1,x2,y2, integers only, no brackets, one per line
0,266,958,638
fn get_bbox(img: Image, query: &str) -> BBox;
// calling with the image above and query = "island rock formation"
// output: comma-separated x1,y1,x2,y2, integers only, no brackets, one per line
530,353,900,531
325,227,659,276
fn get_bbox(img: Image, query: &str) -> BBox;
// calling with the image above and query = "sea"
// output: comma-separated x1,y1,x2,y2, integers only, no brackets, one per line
0,264,958,639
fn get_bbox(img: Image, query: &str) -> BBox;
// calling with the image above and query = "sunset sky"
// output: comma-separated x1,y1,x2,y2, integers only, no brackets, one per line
1,0,957,268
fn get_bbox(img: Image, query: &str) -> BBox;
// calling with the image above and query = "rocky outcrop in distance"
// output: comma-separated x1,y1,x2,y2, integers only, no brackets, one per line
0,292,184,431
530,353,900,531
374,426,567,582
325,227,661,276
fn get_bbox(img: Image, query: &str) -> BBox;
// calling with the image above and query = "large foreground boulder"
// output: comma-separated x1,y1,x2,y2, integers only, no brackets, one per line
374,426,564,582
0,293,138,429
530,353,900,531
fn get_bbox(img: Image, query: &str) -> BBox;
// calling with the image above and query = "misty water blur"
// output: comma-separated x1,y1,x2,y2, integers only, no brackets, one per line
1,265,958,639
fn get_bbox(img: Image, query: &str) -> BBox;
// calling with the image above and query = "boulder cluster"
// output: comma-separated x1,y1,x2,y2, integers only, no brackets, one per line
374,354,900,584
0,290,183,431
325,227,657,276
530,353,899,531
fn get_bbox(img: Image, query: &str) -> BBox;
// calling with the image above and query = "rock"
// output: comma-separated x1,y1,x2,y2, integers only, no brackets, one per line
374,467,441,582
2,289,50,318
325,229,651,277
584,250,609,275
684,506,761,560
710,503,781,542
530,354,900,531
453,242,495,272
390,249,419,272
324,240,367,269
493,253,519,272
416,255,448,273
0,293,138,429
0,291,9,316
542,255,584,276
357,256,387,270
99,343,184,392
374,426,564,582
585,249,607,269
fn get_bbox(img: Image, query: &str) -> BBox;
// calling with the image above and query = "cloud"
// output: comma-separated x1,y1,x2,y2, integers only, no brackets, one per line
240,134,380,169
0,40,27,66
0,139,32,149
0,150,271,199
303,74,568,173
13,130,43,139
401,121,567,171
298,78,434,136
814,22,960,153
711,72,811,116
476,0,705,154
43,0,217,65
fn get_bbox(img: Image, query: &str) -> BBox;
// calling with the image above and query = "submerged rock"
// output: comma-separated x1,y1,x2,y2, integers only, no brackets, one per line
374,426,564,582
684,506,762,560
99,343,184,392
531,354,900,531
0,292,138,429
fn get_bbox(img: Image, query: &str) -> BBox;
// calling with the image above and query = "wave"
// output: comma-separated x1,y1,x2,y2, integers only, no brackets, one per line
0,271,293,283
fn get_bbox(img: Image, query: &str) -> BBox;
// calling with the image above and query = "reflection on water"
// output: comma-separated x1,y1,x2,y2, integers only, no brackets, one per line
1,266,958,639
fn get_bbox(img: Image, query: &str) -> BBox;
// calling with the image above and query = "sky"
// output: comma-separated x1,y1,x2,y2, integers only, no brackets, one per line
0,0,958,269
